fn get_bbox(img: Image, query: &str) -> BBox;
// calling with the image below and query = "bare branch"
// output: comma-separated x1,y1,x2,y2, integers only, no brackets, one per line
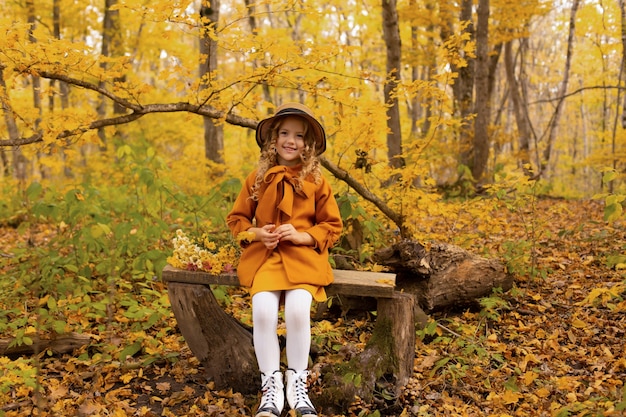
319,156,406,237
0,69,259,146
38,71,142,112
2,69,409,237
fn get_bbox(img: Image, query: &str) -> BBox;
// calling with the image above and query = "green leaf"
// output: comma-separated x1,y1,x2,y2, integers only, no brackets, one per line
26,182,43,200
504,376,519,392
53,320,67,334
602,170,618,184
119,341,143,362
604,202,623,222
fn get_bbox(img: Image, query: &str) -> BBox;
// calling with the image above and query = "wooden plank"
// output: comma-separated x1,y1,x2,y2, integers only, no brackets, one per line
326,269,396,298
162,265,396,298
162,265,240,286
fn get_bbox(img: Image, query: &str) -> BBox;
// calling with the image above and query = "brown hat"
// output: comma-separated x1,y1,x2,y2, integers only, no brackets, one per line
256,102,326,155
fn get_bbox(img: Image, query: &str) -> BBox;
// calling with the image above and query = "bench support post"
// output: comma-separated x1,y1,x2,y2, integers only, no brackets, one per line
318,292,416,412
374,292,416,387
167,282,259,394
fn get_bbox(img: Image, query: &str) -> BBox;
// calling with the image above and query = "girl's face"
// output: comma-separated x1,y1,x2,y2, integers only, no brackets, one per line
274,116,306,167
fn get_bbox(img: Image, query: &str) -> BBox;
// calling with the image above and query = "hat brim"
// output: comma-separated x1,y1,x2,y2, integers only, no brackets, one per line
256,107,326,156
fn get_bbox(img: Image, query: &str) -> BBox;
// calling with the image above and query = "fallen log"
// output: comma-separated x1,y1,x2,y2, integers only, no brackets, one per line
0,332,92,356
373,240,513,311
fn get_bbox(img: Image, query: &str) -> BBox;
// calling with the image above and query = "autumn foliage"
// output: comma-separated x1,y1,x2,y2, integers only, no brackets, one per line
1,0,626,416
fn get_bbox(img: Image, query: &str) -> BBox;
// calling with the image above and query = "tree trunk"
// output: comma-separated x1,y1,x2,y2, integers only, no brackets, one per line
0,64,27,180
540,0,579,178
51,0,73,178
471,0,490,183
621,0,626,131
453,0,475,171
382,0,404,169
199,0,224,164
167,281,260,394
373,240,513,311
504,40,533,174
97,0,124,151
317,292,416,413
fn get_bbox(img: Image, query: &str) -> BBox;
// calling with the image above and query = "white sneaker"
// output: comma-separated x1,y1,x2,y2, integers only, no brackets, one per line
255,371,284,417
285,369,317,417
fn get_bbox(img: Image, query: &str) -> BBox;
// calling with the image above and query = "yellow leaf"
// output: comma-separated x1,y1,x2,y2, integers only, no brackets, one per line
376,279,394,286
38,295,50,306
567,329,577,344
502,389,521,404
535,387,551,398
571,318,587,329
165,390,190,406
523,371,538,386
120,373,134,384
557,376,580,390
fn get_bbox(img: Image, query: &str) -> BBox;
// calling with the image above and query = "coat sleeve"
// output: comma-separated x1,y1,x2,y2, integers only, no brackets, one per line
305,176,343,253
226,171,258,238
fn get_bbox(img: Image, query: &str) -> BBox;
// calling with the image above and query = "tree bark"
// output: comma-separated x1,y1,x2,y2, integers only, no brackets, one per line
317,293,416,413
0,64,27,180
167,281,260,394
621,0,626,131
382,0,405,169
453,0,475,171
373,240,513,311
504,40,534,174
540,0,579,178
97,0,125,151
472,0,490,183
199,0,224,164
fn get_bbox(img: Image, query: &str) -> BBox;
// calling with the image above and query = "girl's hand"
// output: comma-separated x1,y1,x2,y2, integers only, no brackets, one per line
255,224,279,250
274,223,314,246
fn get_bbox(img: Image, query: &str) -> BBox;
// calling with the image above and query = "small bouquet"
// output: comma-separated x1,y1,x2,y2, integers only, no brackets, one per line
167,229,240,275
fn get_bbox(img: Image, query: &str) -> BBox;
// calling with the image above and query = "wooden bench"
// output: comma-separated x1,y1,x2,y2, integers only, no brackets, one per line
162,265,416,398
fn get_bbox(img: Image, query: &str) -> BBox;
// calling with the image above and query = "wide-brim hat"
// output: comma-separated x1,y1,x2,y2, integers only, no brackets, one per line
256,102,326,155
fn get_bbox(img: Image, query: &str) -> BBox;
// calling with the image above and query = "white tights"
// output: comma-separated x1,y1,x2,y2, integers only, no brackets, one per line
252,289,313,374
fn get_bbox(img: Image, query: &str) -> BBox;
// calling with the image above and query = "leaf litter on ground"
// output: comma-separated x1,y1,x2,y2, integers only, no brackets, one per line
0,199,625,416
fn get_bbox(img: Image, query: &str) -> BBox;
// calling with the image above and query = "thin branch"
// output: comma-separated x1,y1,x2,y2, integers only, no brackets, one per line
319,156,406,236
2,69,410,237
0,69,258,146
38,71,141,112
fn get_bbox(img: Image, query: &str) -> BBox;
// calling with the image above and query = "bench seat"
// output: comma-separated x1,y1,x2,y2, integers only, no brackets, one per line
161,265,396,298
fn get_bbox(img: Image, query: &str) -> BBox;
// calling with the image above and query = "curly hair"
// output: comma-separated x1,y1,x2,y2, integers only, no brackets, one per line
249,116,322,201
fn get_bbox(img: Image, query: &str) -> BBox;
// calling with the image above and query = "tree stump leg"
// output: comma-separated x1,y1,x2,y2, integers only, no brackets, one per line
374,291,416,388
167,282,259,394
318,292,416,413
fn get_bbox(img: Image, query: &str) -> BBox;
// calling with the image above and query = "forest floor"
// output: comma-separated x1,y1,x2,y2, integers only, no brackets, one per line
1,199,625,416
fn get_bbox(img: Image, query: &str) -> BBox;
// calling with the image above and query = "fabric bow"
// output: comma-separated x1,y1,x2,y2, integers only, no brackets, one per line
258,166,313,223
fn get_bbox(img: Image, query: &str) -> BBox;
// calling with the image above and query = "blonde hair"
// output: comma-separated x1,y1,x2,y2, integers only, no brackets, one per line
249,116,322,201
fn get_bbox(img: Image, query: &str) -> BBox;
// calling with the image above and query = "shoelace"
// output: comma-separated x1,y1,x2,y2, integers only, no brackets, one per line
291,371,316,412
258,374,280,412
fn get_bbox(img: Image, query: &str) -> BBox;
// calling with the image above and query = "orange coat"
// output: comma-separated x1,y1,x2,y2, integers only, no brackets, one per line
226,165,343,288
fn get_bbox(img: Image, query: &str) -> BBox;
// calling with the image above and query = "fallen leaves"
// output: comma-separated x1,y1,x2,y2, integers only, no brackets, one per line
1,199,625,416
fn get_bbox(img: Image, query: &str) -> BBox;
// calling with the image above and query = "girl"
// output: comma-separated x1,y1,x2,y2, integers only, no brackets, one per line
227,102,343,417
